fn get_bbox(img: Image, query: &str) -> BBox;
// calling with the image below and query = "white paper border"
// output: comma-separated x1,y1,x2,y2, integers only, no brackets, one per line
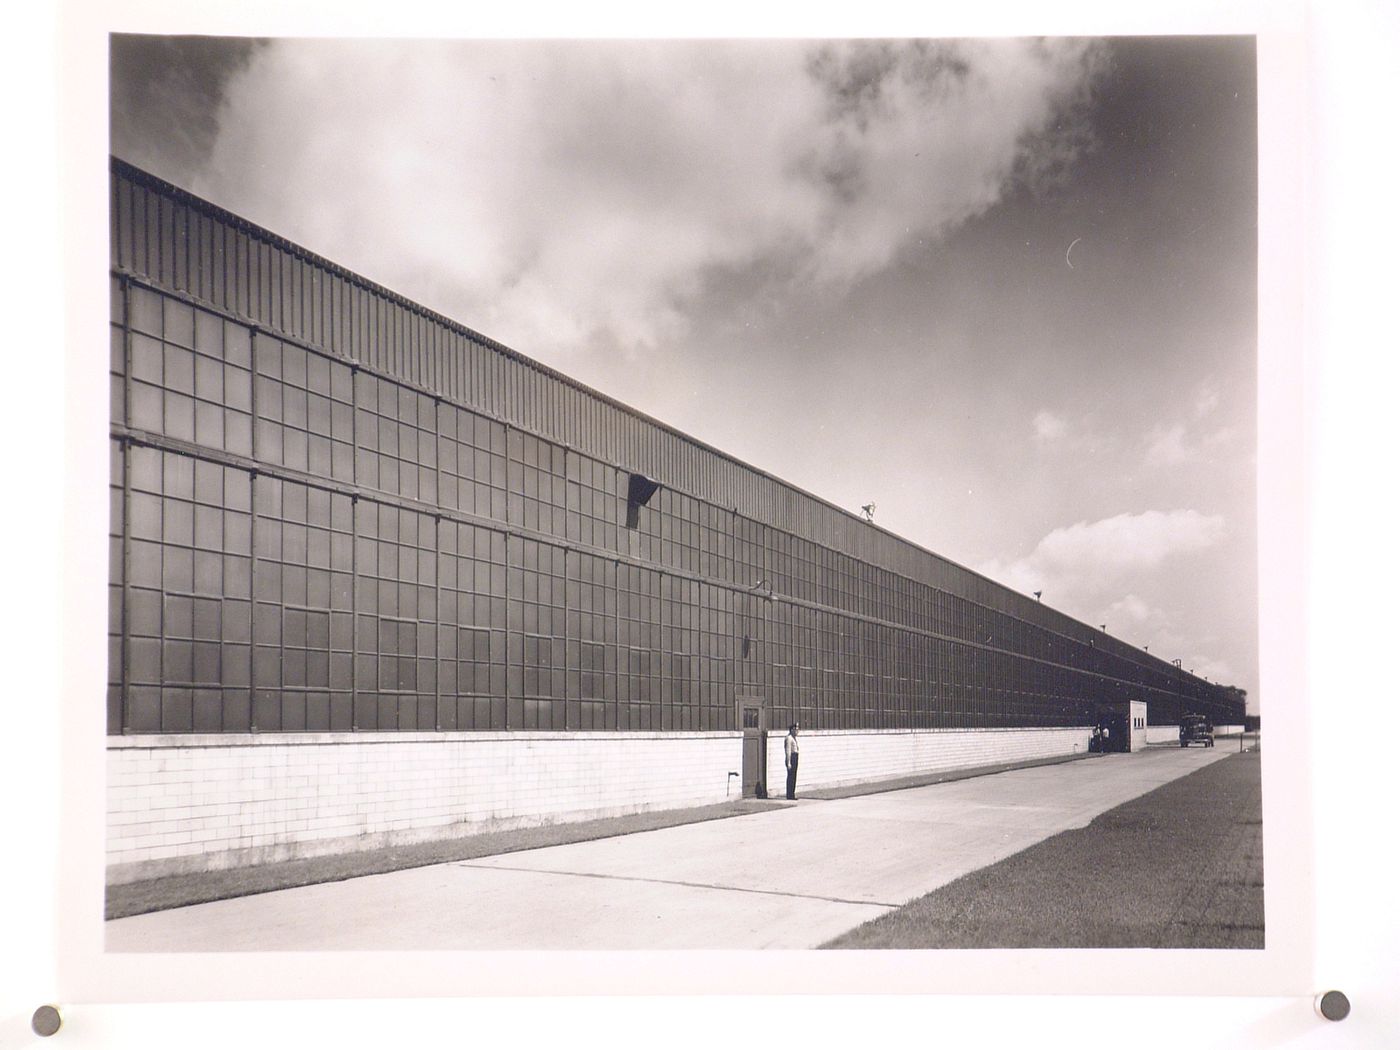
4,0,1395,1044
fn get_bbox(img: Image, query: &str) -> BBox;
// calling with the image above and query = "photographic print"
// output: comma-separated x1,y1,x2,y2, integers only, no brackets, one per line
101,34,1261,955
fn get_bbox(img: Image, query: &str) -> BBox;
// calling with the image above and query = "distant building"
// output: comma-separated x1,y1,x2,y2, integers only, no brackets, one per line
105,159,1247,883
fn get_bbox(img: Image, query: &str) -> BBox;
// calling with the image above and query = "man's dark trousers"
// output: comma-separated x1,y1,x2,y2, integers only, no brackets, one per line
786,755,798,800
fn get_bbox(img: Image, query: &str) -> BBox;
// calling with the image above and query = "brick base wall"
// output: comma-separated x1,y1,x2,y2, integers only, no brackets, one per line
764,726,1092,795
108,726,1093,884
1145,723,1246,745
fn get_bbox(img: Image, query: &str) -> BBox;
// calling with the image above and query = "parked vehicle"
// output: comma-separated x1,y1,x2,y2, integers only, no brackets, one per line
1180,713,1215,748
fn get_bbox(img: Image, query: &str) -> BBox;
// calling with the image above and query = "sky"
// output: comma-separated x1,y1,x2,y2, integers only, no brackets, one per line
110,34,1259,711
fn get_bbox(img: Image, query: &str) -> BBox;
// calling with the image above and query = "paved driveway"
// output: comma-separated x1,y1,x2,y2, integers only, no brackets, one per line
106,747,1231,951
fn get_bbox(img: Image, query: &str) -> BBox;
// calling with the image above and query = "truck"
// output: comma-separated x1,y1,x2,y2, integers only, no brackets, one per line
1179,713,1215,748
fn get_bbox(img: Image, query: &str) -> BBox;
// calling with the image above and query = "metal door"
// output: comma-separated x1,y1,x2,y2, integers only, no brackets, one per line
738,696,768,798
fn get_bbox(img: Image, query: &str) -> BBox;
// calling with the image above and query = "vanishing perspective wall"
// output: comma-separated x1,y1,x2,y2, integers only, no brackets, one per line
107,725,1093,881
105,159,1246,875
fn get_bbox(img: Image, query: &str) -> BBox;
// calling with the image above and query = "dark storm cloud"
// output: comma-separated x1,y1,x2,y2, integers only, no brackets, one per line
109,34,268,177
159,37,1106,359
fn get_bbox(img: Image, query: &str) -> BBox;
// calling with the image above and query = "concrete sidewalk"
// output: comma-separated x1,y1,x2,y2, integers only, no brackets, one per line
106,747,1231,952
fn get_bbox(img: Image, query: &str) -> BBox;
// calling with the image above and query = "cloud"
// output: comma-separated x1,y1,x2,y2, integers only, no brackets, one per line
979,511,1230,674
1140,377,1239,468
1144,420,1236,468
1092,594,1234,678
1097,593,1178,649
1092,593,1181,649
110,35,268,184
1181,655,1235,683
1033,409,1069,442
1194,382,1221,419
1031,509,1225,571
1145,423,1190,466
1030,408,1111,453
978,508,1226,598
1101,593,1158,626
187,38,1107,362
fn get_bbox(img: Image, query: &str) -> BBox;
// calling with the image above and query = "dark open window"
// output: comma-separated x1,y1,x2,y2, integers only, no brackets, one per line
625,472,659,529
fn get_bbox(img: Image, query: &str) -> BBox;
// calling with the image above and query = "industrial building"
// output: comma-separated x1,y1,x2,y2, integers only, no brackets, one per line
105,158,1246,883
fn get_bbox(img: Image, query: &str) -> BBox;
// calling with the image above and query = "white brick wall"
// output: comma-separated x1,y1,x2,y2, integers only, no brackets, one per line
107,732,740,882
108,725,1093,883
1144,723,1245,745
765,726,1092,794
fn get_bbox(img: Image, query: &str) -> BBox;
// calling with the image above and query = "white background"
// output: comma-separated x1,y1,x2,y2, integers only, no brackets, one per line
2,0,1397,1046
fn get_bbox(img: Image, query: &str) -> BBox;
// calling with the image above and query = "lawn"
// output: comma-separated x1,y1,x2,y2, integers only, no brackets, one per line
823,750,1264,949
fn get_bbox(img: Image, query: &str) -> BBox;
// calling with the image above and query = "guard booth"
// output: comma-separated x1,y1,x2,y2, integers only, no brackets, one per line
1128,699,1148,751
1097,699,1149,752
737,695,768,798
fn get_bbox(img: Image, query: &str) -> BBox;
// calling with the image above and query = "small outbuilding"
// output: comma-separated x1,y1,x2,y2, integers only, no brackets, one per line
1096,699,1149,753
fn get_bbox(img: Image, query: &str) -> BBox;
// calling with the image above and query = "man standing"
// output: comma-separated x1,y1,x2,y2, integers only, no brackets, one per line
784,722,800,800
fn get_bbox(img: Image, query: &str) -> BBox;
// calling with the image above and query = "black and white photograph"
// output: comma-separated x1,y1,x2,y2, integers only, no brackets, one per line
99,32,1264,955
8,0,1400,1043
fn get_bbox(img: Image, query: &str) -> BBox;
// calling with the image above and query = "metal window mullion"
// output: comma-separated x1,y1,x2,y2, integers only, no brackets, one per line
613,557,621,733
244,312,263,734
349,363,360,731
120,437,133,733
433,513,442,731
561,536,569,733
730,509,739,728
502,423,513,732
119,278,133,733
350,493,359,730
249,322,263,464
248,469,259,732
503,420,512,530
512,534,518,733
433,397,442,514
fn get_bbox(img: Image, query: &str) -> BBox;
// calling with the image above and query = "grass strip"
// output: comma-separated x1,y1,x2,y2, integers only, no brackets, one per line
822,751,1263,949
